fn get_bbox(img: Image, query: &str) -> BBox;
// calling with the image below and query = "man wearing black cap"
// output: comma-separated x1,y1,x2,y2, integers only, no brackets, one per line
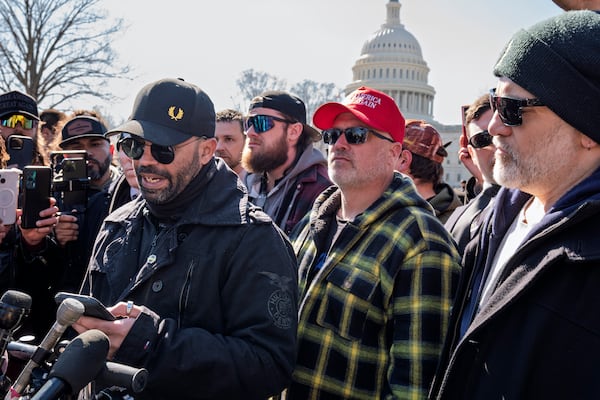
72,78,298,399
242,91,331,234
432,11,600,399
59,114,119,193
0,90,45,166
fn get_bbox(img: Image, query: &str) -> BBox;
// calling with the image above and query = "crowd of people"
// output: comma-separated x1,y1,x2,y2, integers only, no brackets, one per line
0,3,598,399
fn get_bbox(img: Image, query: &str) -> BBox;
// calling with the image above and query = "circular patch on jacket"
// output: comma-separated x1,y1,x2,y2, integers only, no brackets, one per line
267,289,293,329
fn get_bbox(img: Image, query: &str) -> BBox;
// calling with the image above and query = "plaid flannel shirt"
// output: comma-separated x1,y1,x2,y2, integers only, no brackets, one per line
288,173,461,400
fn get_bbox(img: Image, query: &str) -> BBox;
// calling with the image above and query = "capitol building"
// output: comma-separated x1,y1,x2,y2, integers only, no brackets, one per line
344,0,469,188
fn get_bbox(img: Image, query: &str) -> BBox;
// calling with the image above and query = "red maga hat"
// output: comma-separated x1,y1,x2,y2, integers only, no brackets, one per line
313,86,405,143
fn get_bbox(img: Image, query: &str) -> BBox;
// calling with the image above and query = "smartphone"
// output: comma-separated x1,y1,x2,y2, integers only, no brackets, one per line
50,151,89,212
21,166,52,229
54,292,116,321
0,168,21,225
7,135,34,170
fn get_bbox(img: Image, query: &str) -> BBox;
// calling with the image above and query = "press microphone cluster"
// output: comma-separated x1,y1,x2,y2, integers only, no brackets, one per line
31,329,109,400
7,342,149,395
0,291,32,393
6,297,84,399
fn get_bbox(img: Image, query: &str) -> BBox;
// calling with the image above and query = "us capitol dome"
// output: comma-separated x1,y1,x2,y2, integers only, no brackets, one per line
345,0,468,187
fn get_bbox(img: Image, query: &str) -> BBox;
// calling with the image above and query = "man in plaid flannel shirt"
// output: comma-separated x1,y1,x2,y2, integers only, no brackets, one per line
287,87,461,399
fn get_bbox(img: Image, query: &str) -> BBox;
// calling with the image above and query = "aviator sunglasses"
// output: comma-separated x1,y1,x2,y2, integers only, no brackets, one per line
489,88,544,127
468,130,493,149
322,127,394,145
244,114,296,134
119,136,202,164
1,114,35,130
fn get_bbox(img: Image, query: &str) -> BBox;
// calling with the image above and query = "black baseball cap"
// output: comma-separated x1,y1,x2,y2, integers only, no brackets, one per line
0,90,39,120
106,78,216,146
60,116,109,147
249,91,321,142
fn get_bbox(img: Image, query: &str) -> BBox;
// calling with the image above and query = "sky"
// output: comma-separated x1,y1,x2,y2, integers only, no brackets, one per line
81,0,563,127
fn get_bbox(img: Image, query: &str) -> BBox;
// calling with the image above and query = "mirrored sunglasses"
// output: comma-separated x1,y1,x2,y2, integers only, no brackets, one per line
244,114,295,134
322,127,394,145
489,88,544,127
119,136,201,164
1,114,35,129
468,130,493,149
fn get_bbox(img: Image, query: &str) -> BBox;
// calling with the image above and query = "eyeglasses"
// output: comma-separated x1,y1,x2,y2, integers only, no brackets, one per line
489,88,544,127
322,127,394,145
119,136,202,164
1,114,35,129
244,114,295,134
468,130,493,149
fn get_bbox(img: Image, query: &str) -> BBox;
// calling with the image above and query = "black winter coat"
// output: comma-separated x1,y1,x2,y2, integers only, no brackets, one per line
433,171,600,400
82,159,299,400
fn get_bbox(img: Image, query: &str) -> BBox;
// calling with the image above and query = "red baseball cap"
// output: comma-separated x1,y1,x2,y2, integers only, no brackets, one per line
313,86,405,143
403,119,447,164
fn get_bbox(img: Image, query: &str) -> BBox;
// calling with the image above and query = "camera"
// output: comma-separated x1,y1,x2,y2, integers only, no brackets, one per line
50,151,90,213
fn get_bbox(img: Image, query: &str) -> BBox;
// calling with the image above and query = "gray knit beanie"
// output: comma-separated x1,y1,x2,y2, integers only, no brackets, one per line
493,10,600,142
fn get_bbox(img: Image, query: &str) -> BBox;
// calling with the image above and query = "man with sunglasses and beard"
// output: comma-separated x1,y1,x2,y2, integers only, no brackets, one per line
286,86,461,399
242,91,331,235
431,11,600,399
444,94,500,255
70,78,298,399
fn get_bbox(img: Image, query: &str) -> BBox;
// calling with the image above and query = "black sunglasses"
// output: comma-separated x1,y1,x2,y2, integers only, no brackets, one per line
489,88,544,127
468,130,493,149
119,136,202,164
322,127,394,145
244,114,296,134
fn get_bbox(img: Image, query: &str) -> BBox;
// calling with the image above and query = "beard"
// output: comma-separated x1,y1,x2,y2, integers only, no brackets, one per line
241,133,288,173
87,156,112,181
137,149,201,205
493,129,575,190
329,146,390,189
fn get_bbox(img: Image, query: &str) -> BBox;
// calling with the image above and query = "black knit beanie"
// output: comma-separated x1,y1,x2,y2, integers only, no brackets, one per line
493,10,600,142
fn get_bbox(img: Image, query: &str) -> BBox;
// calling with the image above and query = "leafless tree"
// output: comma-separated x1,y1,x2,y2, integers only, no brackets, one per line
233,69,343,121
0,0,130,108
290,80,344,122
232,69,288,111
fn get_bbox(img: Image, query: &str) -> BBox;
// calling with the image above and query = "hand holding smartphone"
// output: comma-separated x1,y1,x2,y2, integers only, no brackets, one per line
54,292,116,321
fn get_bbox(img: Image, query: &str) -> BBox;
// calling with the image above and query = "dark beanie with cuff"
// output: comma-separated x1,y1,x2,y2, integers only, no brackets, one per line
493,10,600,142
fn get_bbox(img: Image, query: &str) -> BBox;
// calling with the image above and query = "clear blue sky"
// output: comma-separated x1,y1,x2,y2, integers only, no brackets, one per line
80,0,562,126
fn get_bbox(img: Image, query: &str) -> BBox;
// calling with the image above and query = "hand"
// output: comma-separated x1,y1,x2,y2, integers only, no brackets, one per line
72,301,143,359
17,198,59,248
458,150,483,189
54,214,79,246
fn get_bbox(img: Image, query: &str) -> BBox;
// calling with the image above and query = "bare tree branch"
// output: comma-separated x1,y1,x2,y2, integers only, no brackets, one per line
0,0,131,109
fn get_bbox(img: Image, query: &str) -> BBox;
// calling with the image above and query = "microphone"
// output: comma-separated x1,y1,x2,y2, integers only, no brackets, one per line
30,329,109,400
0,291,32,393
7,343,148,393
7,298,84,399
0,290,32,355
96,361,148,394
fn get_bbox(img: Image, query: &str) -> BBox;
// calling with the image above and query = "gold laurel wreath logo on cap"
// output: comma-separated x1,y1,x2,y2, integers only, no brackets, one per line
168,106,184,121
